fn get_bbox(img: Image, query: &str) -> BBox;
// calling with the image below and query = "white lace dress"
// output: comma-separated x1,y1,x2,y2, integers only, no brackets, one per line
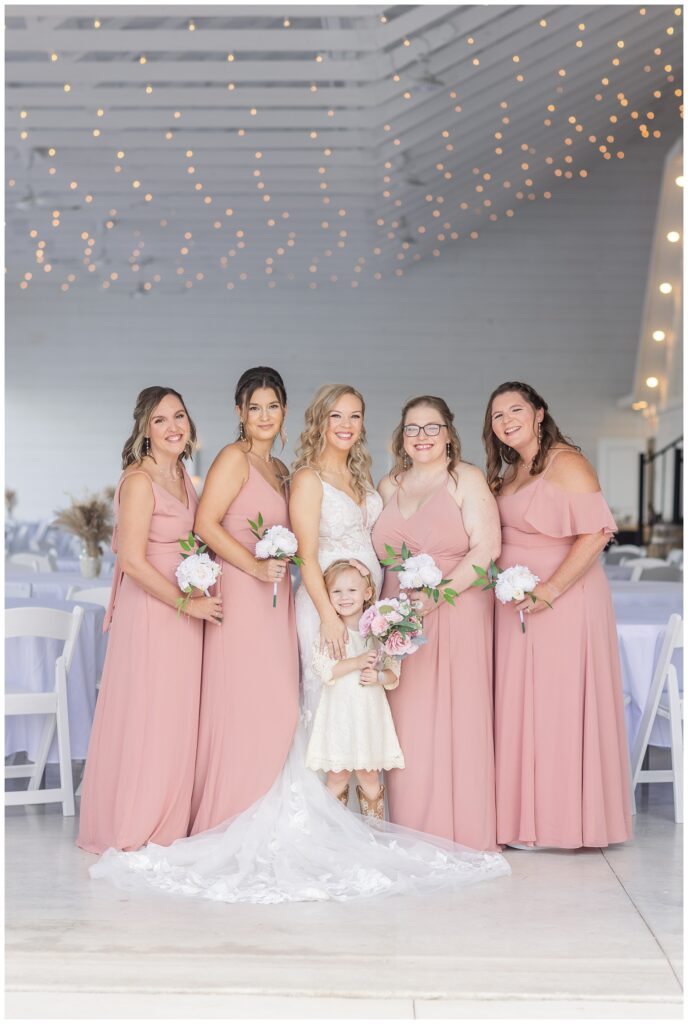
90,478,510,903
305,630,404,773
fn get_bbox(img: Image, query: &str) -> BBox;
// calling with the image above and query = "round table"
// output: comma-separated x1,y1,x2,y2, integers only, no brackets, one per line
610,582,683,749
5,568,113,601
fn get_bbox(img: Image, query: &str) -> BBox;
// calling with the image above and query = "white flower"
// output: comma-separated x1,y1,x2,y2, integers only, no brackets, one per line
255,524,298,559
398,553,443,590
493,564,539,604
176,552,221,595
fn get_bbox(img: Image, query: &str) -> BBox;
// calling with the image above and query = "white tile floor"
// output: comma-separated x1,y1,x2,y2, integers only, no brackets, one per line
5,780,683,1020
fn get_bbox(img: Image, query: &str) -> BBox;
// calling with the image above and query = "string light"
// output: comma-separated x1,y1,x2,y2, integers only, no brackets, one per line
659,282,673,294
645,377,659,388
652,330,666,341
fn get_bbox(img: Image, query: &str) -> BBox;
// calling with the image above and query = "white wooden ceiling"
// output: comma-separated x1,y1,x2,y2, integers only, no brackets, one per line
6,4,683,295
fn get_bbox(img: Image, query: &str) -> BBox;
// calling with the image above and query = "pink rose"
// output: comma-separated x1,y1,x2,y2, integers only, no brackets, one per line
383,630,414,656
386,611,403,624
358,606,376,637
370,614,388,636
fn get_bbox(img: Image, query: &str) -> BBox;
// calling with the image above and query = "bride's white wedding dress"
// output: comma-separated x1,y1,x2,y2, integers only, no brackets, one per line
91,478,509,902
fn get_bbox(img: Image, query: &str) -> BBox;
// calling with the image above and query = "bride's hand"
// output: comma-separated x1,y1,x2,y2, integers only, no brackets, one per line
320,616,348,661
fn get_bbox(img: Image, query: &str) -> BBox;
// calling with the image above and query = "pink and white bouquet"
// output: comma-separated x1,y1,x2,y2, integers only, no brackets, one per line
359,593,426,659
472,561,550,633
248,511,303,607
380,542,457,605
176,531,222,615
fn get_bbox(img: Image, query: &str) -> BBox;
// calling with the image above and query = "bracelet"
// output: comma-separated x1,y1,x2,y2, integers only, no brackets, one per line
546,581,561,600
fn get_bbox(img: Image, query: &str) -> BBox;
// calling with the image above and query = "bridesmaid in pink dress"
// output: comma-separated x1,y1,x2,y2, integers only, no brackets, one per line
485,381,632,849
77,388,223,854
190,367,299,834
372,396,501,851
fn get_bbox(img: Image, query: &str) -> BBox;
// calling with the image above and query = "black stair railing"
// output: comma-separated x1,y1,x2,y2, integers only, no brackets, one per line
637,435,683,544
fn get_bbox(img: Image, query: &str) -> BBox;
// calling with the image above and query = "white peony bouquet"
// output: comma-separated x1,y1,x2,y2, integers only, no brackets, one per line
175,531,222,616
248,511,303,607
380,542,458,605
472,561,550,633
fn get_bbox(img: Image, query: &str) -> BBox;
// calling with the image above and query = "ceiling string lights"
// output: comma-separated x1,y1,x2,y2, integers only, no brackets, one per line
5,6,683,293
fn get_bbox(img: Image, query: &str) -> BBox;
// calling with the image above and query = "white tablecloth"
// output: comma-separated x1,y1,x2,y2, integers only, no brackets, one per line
604,564,633,581
5,568,113,601
610,582,683,749
5,596,108,761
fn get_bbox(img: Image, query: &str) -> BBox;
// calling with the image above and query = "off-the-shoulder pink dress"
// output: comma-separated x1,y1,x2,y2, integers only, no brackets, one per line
372,482,498,852
190,464,299,834
77,468,203,854
495,462,632,848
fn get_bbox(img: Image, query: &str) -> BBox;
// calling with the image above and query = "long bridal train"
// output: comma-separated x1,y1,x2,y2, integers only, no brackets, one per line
91,723,509,903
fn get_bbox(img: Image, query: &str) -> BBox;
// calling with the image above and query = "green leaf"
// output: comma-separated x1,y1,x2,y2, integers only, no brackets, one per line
444,593,456,606
401,542,411,560
384,544,398,558
247,519,258,532
472,564,487,577
197,543,207,553
529,593,537,603
188,531,195,546
257,512,264,528
433,588,440,602
291,555,304,567
180,538,191,552
489,560,501,576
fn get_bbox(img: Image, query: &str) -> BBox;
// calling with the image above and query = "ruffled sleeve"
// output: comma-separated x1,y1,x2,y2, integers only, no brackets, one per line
523,480,617,540
382,654,401,690
311,641,337,685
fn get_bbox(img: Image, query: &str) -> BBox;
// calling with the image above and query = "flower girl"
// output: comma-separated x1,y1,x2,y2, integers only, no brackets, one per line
305,559,404,818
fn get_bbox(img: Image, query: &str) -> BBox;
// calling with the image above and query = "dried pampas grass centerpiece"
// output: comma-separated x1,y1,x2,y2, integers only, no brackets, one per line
53,491,114,578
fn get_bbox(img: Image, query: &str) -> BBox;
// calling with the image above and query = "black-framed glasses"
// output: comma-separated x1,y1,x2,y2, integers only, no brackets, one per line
402,423,447,437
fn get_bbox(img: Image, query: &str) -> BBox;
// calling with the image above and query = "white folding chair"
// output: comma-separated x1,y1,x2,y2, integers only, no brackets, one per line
604,545,647,566
5,580,33,598
65,586,111,609
667,548,684,569
7,552,57,572
631,614,683,823
622,693,636,816
5,605,84,817
636,566,683,583
624,557,671,581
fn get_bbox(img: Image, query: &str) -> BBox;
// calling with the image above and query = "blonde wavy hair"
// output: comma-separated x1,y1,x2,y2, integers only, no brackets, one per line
323,559,376,611
293,384,372,503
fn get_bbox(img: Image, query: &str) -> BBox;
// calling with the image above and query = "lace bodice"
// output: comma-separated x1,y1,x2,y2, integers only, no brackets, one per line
316,479,384,590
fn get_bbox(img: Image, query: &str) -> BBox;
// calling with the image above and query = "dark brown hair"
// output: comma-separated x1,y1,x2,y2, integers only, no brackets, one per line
121,386,197,469
482,381,580,494
390,395,462,483
234,366,287,450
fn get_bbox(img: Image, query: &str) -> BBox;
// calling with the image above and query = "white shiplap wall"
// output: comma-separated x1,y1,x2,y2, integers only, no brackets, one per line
7,132,671,520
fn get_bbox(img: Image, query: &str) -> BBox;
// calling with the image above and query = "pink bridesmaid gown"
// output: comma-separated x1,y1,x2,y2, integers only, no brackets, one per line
77,468,203,854
190,463,299,835
372,483,498,852
495,460,633,848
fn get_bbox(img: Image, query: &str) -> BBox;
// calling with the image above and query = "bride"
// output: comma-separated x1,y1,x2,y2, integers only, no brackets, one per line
91,384,509,902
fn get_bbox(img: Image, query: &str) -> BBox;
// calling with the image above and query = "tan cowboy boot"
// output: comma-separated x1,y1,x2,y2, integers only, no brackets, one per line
335,784,349,806
356,783,385,820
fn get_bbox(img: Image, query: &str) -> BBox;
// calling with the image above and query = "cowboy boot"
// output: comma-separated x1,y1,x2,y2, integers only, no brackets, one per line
335,784,349,806
356,783,385,820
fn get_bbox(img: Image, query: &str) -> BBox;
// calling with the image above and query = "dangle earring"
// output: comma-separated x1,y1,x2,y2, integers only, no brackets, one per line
143,436,151,456
446,442,452,458
537,422,542,445
404,453,411,468
239,420,245,440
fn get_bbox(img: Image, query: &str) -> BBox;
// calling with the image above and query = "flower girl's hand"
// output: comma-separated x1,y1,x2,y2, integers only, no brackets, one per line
254,558,288,584
359,667,380,686
188,595,223,624
356,650,379,670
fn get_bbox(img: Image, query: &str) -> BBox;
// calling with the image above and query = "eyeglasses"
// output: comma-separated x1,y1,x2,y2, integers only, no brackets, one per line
402,423,447,437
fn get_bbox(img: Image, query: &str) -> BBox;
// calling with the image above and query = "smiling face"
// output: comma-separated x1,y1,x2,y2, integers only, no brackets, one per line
147,393,191,460
324,391,363,454
490,390,544,451
237,386,285,444
327,567,373,618
402,403,448,467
